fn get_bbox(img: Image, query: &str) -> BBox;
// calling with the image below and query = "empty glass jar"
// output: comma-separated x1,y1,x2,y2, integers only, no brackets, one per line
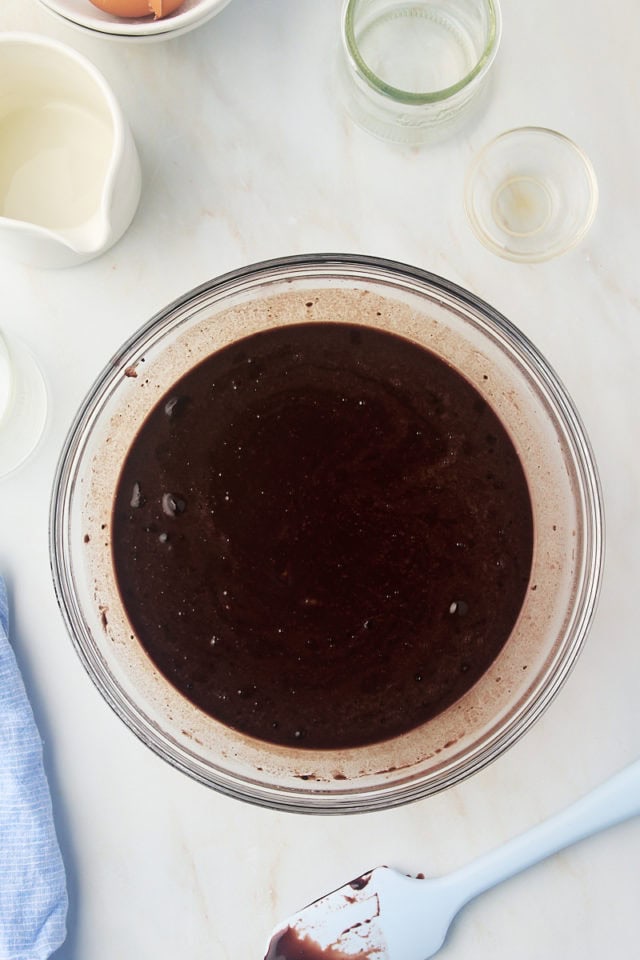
337,0,502,144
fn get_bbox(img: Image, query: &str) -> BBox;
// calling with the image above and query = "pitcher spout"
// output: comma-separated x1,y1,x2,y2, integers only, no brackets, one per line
0,210,111,270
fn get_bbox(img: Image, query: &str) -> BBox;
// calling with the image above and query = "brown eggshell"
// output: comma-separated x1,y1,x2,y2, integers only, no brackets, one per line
88,0,186,19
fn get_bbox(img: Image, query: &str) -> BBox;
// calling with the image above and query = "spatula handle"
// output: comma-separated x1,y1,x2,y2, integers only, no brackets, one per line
445,757,640,908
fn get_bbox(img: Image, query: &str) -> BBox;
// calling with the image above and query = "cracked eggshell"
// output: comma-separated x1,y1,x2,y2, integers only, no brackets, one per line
88,0,185,18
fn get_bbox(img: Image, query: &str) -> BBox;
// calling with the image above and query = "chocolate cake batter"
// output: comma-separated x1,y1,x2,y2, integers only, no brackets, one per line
111,322,533,749
265,927,356,960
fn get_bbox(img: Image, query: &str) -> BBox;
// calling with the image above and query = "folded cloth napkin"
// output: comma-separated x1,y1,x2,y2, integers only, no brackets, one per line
0,577,67,960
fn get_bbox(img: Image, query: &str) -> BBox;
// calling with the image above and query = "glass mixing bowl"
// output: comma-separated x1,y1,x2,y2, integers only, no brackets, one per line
50,254,603,813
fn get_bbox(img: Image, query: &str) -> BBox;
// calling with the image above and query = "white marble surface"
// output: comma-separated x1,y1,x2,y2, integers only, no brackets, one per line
1,1,639,957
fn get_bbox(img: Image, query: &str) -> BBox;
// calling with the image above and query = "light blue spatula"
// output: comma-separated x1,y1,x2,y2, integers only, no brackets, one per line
265,757,640,960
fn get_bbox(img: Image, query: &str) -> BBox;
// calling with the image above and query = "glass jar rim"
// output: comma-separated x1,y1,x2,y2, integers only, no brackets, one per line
342,0,502,105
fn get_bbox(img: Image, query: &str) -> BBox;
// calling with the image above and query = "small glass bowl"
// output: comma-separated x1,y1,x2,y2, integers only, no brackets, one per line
465,127,599,262
50,254,603,813
0,332,48,479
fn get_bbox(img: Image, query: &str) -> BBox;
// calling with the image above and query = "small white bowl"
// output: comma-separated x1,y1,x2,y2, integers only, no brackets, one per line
37,0,234,41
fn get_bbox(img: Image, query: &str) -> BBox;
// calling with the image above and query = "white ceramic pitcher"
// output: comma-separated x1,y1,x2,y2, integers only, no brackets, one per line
0,33,141,268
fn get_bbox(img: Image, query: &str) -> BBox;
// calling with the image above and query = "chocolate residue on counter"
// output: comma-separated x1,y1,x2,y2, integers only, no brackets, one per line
111,322,533,750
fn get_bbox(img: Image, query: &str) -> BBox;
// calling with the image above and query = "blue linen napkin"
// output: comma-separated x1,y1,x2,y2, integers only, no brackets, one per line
0,577,67,960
